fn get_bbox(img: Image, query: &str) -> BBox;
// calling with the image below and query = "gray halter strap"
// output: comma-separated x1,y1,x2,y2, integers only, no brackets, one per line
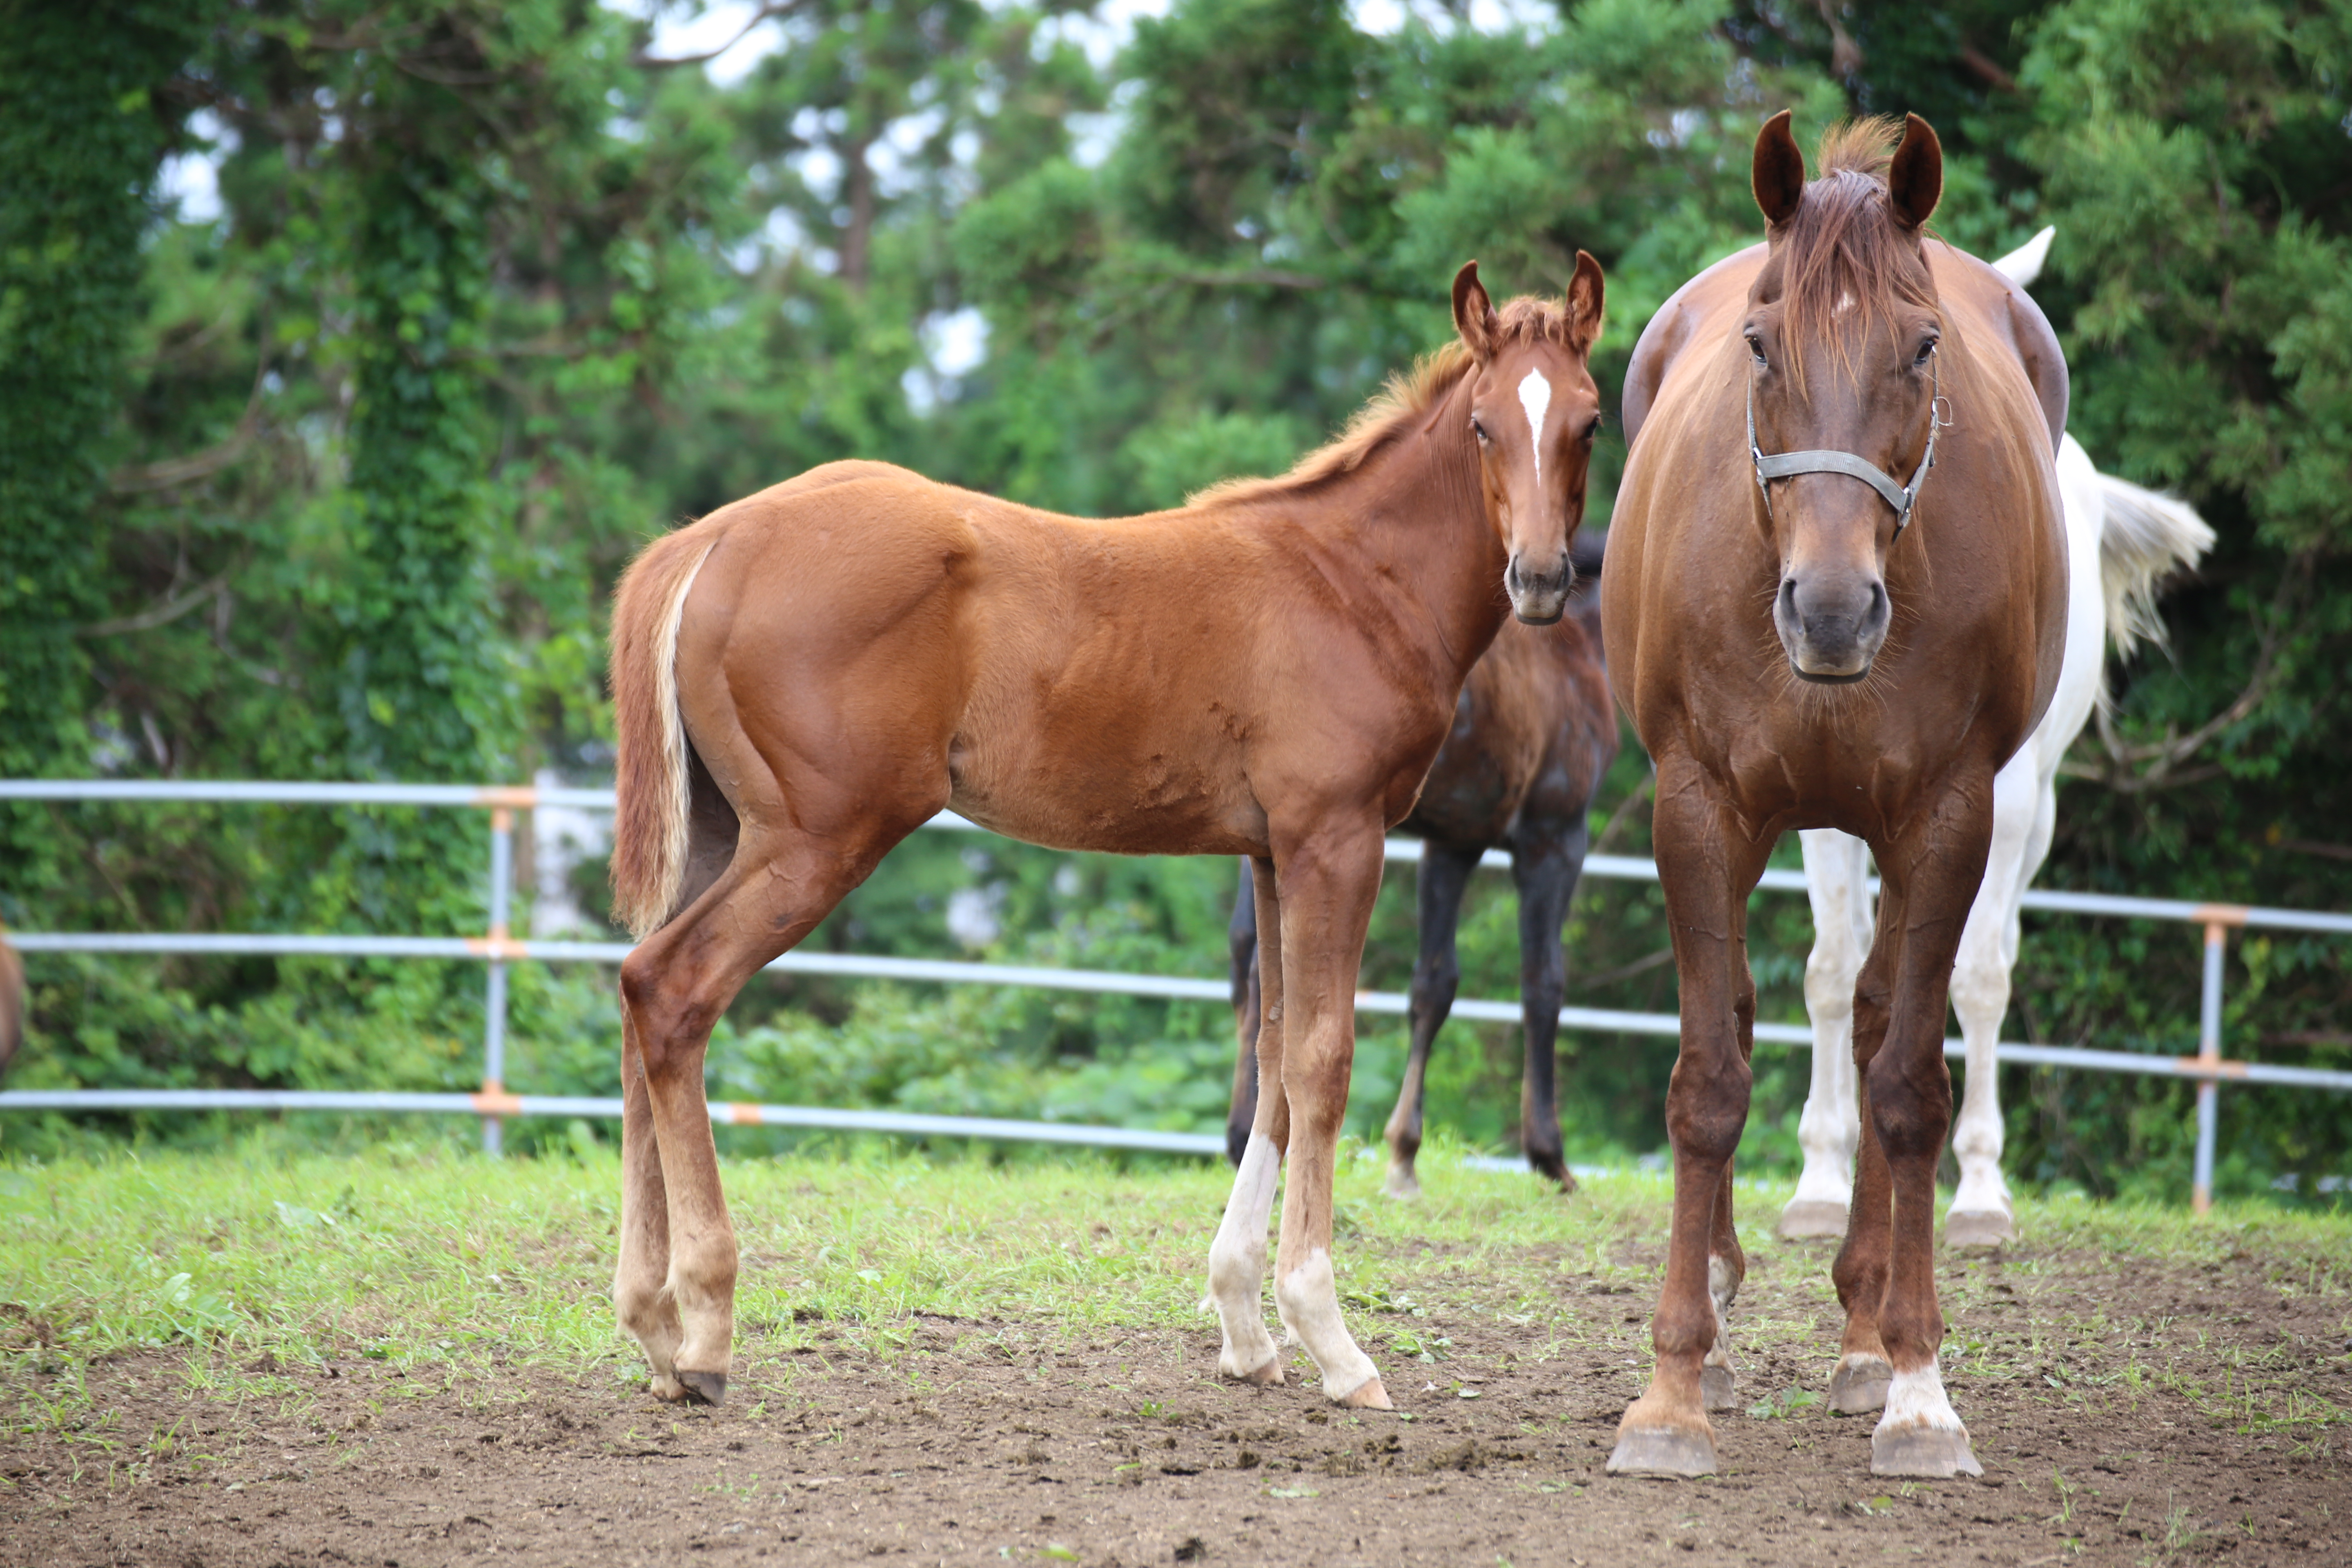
1746,346,1947,537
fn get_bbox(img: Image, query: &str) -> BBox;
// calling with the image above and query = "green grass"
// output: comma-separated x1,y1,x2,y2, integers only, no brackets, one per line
4,1135,2348,1429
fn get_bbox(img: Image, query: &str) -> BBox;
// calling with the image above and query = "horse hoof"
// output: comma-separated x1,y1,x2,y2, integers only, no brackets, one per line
1701,1366,1738,1411
1527,1152,1575,1192
1382,1169,1422,1201
1337,1377,1392,1411
1944,1209,2015,1250
1777,1199,1848,1240
1606,1426,1717,1478
1830,1356,1891,1415
1872,1424,1983,1478
675,1370,728,1406
1234,1355,1285,1388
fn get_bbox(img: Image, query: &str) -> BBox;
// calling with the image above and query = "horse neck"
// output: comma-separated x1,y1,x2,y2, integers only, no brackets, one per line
1291,376,1509,688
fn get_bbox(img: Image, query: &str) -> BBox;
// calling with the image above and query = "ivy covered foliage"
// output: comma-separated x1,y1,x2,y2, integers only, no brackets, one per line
0,0,2345,1200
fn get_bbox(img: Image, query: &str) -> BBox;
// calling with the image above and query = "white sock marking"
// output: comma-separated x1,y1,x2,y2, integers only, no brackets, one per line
1516,368,1552,486
1878,1356,1963,1432
1275,1247,1381,1402
1205,1133,1282,1377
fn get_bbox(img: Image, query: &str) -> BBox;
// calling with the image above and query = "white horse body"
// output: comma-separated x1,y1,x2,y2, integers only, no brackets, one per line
1779,231,2215,1245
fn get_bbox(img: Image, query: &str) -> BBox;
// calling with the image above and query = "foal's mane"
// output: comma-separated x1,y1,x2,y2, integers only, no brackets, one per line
1777,117,1939,382
1192,296,1579,508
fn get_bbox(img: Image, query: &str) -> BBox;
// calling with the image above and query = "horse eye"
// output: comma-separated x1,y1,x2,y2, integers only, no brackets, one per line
1470,416,1489,443
1746,335,1767,366
1914,339,1938,367
1583,416,1603,442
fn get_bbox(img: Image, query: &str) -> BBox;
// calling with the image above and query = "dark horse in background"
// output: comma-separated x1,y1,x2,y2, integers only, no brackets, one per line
1225,528,1615,1196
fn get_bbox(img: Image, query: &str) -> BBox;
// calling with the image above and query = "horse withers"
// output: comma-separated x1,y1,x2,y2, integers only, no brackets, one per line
1604,113,2068,1478
604,257,1605,1410
1224,529,1616,1195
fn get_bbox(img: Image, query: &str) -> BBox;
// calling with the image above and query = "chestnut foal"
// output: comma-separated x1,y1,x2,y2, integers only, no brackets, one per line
1223,536,1616,1196
604,258,1604,1409
1604,114,2067,1477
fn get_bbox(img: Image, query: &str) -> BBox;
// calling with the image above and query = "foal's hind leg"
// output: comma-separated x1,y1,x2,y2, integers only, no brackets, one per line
1381,842,1477,1198
1225,860,1262,1168
618,819,913,1402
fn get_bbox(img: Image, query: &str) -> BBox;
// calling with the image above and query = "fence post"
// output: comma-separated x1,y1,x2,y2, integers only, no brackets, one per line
482,805,514,1156
2192,920,2225,1214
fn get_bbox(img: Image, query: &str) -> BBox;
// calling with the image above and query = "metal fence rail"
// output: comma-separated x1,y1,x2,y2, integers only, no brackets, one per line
4,780,2347,1205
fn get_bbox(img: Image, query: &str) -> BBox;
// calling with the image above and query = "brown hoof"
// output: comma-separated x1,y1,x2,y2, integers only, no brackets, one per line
1701,1365,1738,1411
1234,1355,1285,1388
1944,1209,2015,1250
1337,1377,1392,1411
1606,1426,1716,1477
1527,1150,1576,1192
1872,1425,1983,1478
675,1369,728,1406
1830,1356,1891,1415
1777,1199,1848,1240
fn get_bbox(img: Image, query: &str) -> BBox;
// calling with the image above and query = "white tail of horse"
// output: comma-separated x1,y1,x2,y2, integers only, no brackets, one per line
2094,472,2214,661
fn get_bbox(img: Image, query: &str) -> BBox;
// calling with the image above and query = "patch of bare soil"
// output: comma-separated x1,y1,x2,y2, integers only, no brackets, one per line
4,1238,2346,1568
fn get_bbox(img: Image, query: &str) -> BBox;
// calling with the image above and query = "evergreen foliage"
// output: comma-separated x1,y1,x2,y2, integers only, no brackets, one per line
1,0,2345,1200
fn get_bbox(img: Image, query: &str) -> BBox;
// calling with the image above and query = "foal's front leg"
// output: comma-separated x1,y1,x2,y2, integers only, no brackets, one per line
1270,823,1391,1407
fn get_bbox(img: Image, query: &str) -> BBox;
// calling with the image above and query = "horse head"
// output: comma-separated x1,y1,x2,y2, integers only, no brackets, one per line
1450,255,1605,624
1742,110,1946,683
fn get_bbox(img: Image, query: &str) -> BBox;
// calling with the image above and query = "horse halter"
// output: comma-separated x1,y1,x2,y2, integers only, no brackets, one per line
1746,346,1950,539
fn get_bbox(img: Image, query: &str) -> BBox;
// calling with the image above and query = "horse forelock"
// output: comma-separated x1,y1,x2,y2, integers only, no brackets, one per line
1192,295,1584,508
1771,120,1938,388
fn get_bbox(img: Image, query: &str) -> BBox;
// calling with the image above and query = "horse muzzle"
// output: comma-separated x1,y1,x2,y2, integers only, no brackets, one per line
1506,550,1573,625
1775,573,1889,683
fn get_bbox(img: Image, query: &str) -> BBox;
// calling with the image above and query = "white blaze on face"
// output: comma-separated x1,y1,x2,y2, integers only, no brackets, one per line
1516,368,1552,485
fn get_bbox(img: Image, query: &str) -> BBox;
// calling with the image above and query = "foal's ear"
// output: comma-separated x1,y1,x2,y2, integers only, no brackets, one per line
1888,112,1943,230
1752,109,1805,227
1565,250,1605,355
1452,260,1499,363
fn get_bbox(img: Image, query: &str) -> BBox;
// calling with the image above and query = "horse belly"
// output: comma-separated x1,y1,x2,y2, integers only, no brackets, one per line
947,716,1261,858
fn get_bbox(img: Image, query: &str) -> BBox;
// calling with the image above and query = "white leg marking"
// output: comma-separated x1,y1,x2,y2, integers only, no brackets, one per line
1788,829,1869,1223
1516,368,1552,486
1274,1247,1381,1403
1204,1132,1282,1378
1876,1357,1964,1434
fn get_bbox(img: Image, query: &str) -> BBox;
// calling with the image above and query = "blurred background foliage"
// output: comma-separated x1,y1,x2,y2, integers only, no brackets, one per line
1,0,2345,1201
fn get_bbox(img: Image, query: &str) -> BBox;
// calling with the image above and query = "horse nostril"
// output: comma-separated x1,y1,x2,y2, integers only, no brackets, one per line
1778,578,1798,618
1867,580,1889,627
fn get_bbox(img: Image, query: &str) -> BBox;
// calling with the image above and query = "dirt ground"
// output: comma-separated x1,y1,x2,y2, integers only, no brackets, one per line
4,1232,2347,1568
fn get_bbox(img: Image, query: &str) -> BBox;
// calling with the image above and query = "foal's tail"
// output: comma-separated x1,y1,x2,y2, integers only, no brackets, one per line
2094,469,2215,660
609,523,723,939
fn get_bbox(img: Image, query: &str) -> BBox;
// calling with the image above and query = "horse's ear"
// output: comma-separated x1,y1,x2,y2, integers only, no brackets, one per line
1752,110,1804,227
1565,250,1605,354
1452,260,1498,363
1888,112,1942,229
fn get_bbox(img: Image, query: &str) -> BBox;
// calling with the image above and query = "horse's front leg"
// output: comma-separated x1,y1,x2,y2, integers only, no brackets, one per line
1270,820,1391,1407
1609,763,1771,1477
1860,788,1994,1478
1207,855,1290,1385
1506,818,1584,1191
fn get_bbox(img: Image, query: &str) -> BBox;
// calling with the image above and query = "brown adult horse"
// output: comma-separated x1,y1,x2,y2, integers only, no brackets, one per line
604,257,1606,1409
1603,114,2066,1479
1223,538,1616,1195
